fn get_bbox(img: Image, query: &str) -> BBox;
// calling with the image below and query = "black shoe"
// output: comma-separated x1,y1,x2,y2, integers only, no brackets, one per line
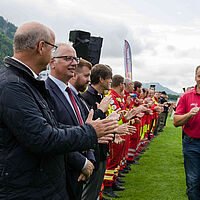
101,197,112,200
103,186,120,198
134,157,140,161
134,155,141,161
126,163,131,167
117,182,123,186
112,183,125,191
118,172,125,177
135,154,142,158
116,177,125,183
132,160,140,165
119,169,129,174
124,166,131,170
127,160,136,164
186,188,189,195
127,160,133,164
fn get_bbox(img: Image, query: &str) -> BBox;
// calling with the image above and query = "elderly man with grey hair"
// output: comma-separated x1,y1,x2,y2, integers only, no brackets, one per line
46,43,96,200
0,22,118,200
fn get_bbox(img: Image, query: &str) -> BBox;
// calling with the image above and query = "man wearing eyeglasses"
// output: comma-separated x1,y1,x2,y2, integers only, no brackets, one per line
46,43,97,200
0,22,118,200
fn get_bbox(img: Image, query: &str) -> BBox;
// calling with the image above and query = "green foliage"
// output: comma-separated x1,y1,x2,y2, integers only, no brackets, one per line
0,16,17,67
0,32,13,66
168,94,178,101
104,119,187,200
0,16,17,39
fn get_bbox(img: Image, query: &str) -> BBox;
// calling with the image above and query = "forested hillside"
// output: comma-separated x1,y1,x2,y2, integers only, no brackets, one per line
0,16,17,66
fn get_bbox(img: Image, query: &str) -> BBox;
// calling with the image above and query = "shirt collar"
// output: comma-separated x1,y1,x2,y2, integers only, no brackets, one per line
88,85,102,97
68,82,78,95
109,89,121,98
194,85,200,95
48,75,68,92
12,57,38,79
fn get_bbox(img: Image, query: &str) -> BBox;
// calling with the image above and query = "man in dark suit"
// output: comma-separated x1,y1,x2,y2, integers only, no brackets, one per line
45,43,95,200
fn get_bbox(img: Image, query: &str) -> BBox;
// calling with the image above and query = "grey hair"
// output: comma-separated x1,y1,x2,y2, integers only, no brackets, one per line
49,43,73,71
14,27,51,51
124,78,133,86
52,43,69,57
52,43,74,63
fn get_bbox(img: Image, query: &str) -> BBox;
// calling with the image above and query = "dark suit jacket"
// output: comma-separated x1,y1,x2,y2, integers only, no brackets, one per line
45,77,94,200
82,85,109,162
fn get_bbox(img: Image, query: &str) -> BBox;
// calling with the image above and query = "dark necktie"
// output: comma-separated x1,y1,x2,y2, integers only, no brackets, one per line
66,87,84,125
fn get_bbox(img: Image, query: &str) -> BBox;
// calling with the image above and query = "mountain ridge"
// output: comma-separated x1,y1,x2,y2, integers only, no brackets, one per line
142,82,179,95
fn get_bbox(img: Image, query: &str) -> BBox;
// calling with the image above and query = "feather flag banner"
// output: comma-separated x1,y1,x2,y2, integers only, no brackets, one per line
124,40,133,80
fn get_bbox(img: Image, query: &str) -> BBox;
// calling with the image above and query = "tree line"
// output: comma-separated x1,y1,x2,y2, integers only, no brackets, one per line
0,16,17,67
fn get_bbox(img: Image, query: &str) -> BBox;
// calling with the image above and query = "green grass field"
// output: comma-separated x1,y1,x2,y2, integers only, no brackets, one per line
107,119,188,200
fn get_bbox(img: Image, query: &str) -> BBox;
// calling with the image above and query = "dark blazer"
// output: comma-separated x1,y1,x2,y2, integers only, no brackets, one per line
0,57,98,200
82,85,109,162
45,77,94,200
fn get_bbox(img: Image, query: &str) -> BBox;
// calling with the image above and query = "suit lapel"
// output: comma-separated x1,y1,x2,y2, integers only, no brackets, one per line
46,77,79,125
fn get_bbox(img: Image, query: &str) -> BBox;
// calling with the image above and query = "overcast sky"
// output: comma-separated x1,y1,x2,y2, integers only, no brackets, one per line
1,0,200,93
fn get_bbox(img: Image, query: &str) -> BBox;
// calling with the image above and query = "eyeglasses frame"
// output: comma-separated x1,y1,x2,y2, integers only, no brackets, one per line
53,56,80,64
44,41,58,52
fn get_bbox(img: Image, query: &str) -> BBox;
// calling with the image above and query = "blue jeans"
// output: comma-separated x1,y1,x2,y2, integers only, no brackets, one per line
183,133,200,200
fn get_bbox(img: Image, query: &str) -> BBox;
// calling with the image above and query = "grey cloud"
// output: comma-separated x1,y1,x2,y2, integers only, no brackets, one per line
166,45,176,51
175,48,200,58
133,61,196,92
176,50,189,58
132,58,146,69
50,11,156,58
0,0,157,59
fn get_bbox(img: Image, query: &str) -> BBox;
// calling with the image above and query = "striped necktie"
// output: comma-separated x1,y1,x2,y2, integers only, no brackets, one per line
66,87,84,125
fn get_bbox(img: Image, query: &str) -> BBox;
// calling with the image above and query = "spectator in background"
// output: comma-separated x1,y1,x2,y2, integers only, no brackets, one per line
148,89,155,98
186,86,195,91
164,95,171,126
133,81,142,107
124,78,134,109
133,81,142,97
158,91,169,132
150,85,156,91
141,88,149,99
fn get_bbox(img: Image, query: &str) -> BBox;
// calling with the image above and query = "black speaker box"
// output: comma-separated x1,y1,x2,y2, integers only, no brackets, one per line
88,36,103,66
69,30,91,59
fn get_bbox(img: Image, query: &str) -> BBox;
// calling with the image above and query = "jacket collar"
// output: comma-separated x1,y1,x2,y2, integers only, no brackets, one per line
4,56,36,79
87,85,103,98
87,85,98,95
4,56,47,95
